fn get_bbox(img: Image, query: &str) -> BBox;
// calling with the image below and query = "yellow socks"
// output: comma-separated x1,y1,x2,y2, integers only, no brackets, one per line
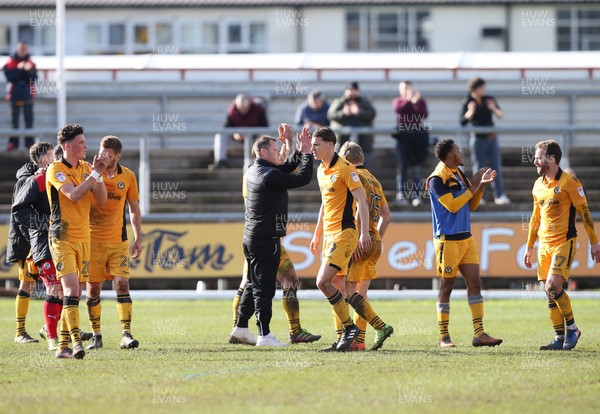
548,299,565,336
348,293,386,331
117,294,133,333
63,296,81,343
15,289,30,337
232,287,244,328
86,296,102,334
553,290,576,330
436,302,450,339
468,295,484,338
282,288,301,336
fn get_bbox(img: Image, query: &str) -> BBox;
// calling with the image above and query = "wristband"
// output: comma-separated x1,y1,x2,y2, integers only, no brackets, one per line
96,175,103,183
90,170,100,180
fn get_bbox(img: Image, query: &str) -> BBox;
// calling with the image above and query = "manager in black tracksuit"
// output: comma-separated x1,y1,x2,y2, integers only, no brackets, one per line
238,126,313,344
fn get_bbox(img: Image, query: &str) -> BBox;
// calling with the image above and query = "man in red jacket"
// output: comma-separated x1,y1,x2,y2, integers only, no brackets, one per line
208,94,268,169
3,42,37,151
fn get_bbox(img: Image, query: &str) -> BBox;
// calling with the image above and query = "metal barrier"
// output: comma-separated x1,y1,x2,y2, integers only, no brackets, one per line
2,124,600,216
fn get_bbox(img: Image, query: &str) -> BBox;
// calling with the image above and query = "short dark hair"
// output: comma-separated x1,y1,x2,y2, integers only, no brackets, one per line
57,124,84,146
313,127,337,145
435,139,455,161
101,135,123,154
399,80,413,86
347,81,359,90
535,140,562,165
308,90,322,101
29,142,53,164
53,144,63,161
252,135,276,158
468,77,485,92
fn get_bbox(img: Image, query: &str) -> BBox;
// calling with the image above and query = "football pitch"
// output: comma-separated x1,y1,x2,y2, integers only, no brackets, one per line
1,298,599,414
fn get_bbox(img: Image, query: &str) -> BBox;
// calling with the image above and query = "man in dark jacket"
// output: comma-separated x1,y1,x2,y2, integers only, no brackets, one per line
11,142,64,350
3,42,37,151
208,94,268,169
235,124,313,346
327,82,376,166
6,143,52,343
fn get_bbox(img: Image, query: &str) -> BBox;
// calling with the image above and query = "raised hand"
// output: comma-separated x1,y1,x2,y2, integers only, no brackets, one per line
278,123,293,143
481,168,497,184
92,151,109,174
296,126,312,154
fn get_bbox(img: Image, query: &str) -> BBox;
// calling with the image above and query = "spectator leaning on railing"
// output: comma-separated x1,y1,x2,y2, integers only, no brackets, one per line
208,93,268,170
327,82,376,166
295,90,330,131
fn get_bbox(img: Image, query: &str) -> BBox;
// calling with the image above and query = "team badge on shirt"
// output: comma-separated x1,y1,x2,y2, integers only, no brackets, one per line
118,182,125,189
42,262,51,270
444,266,452,274
330,174,337,183
554,187,561,194
56,262,64,271
55,172,66,182
350,172,359,183
577,187,585,197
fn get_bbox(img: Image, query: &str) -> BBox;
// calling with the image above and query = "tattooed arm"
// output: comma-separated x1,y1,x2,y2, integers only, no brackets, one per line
575,202,600,263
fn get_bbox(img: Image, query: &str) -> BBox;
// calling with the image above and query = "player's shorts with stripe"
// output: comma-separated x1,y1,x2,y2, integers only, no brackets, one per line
18,258,39,283
322,228,358,276
49,237,90,282
537,237,576,282
347,232,381,283
89,240,130,283
433,235,479,278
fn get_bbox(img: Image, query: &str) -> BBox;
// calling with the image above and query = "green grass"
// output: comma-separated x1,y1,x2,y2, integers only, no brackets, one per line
1,297,599,414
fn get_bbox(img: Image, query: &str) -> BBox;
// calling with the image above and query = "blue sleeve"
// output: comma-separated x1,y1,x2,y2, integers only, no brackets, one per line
428,177,451,198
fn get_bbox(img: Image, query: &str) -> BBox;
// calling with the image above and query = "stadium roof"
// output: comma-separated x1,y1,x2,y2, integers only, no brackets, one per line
3,0,599,7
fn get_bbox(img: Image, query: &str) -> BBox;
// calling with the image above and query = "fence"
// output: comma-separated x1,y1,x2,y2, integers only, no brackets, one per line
2,124,600,217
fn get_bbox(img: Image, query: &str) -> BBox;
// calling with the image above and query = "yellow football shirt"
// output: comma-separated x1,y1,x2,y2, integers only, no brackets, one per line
46,159,93,242
90,164,139,243
532,168,587,247
317,153,363,234
356,166,388,236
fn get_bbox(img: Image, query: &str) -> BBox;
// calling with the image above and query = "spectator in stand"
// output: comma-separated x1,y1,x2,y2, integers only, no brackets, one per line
460,77,511,205
3,42,37,151
327,82,376,166
392,81,429,207
295,90,330,131
208,94,268,169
